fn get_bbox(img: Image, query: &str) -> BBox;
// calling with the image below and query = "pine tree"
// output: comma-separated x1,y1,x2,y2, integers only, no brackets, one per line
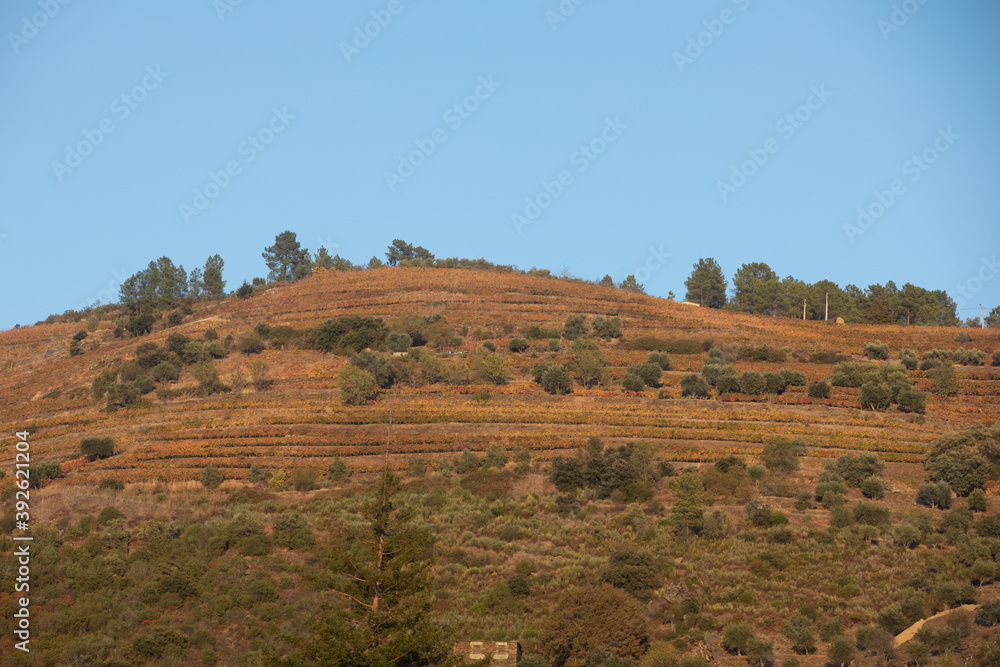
670,472,705,535
385,239,434,266
730,262,776,313
202,254,226,298
619,275,645,294
263,231,310,282
187,267,203,299
311,468,458,665
313,246,335,269
684,258,727,308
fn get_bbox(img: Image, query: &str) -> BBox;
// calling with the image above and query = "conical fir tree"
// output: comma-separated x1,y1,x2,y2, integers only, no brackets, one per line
310,466,458,665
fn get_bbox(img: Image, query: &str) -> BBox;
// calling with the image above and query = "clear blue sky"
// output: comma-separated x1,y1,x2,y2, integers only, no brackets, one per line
2,0,998,329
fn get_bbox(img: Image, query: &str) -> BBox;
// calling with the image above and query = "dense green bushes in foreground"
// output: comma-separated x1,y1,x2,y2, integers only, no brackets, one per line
2,432,1000,665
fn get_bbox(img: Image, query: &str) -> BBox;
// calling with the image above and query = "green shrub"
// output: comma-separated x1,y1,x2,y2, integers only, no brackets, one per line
722,622,755,655
864,341,890,360
622,336,701,354
977,600,1000,626
764,372,790,395
152,361,181,383
509,338,529,353
930,364,959,396
526,325,556,340
200,466,225,489
829,453,885,487
181,340,209,364
859,382,891,410
599,548,657,600
248,464,272,484
134,374,156,395
808,381,831,399
315,315,387,353
80,436,116,461
628,363,662,388
701,360,729,386
247,575,279,602
235,332,265,355
531,362,551,383
746,500,775,527
860,476,886,499
621,373,645,392
563,314,589,339
272,512,315,549
131,627,188,660
968,488,988,512
592,316,622,339
782,613,816,655
98,478,125,492
762,438,804,473
657,461,677,477
338,365,379,405
289,467,318,492
831,362,882,388
469,351,510,385
98,506,125,526
541,365,573,395
680,374,710,398
897,387,926,414
203,340,226,359
924,426,997,495
646,352,671,370
739,371,767,395
386,331,412,352
92,368,117,399
715,372,741,395
934,581,976,607
954,348,987,366
916,481,953,509
780,369,808,386
852,501,891,526
349,350,395,389
28,460,64,489
327,457,352,481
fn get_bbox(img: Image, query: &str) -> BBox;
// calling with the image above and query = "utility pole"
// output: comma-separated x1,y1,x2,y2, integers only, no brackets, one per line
825,292,829,321
803,298,806,321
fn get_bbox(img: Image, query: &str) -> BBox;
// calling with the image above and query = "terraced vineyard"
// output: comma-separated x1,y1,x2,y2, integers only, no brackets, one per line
2,268,997,486
2,267,1000,666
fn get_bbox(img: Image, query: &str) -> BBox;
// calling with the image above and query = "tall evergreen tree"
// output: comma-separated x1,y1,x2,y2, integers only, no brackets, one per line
187,267,203,300
118,271,155,315
202,254,226,298
684,258,727,308
311,468,457,665
385,239,434,266
618,275,645,294
313,246,335,270
862,282,900,324
987,305,1000,328
155,257,186,307
263,231,310,282
670,472,705,535
730,262,776,313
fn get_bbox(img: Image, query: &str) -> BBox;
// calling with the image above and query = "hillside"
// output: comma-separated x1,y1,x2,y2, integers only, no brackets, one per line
2,267,1000,665
2,267,998,483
